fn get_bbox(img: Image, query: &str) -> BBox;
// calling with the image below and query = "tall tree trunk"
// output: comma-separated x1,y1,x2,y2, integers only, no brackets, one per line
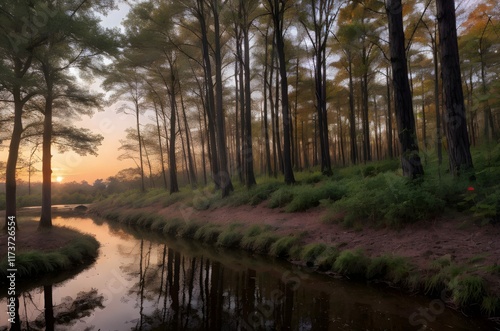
142,137,155,188
234,50,243,183
5,85,23,229
196,0,220,189
40,78,53,228
432,37,442,166
154,101,168,190
212,1,234,196
271,0,295,184
386,66,394,159
136,100,146,193
387,0,424,178
263,25,272,176
169,69,179,194
273,50,283,174
436,0,473,175
180,85,197,187
361,72,371,162
348,57,357,164
242,9,256,188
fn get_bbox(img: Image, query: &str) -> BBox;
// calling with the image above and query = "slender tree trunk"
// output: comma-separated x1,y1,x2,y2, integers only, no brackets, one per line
212,1,234,196
263,25,272,176
243,14,256,188
180,85,197,187
198,106,208,185
387,0,424,178
142,137,155,188
136,101,146,193
154,101,168,190
436,0,473,175
169,69,179,194
272,0,295,184
197,0,220,189
348,57,357,164
362,72,371,162
274,52,283,174
432,39,442,166
386,66,394,159
40,81,53,228
234,50,243,183
5,89,22,229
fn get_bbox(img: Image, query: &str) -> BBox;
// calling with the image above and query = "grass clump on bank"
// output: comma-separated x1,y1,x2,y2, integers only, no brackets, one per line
0,227,99,280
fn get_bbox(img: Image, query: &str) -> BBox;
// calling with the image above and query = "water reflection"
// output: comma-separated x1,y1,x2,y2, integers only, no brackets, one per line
0,217,495,330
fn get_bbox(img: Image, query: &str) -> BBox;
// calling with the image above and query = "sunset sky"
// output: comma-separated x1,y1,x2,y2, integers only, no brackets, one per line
2,4,138,184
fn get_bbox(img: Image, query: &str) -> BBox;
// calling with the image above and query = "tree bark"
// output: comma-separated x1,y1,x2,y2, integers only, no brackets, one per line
387,0,424,178
39,62,54,228
212,0,234,196
436,0,473,175
242,3,256,188
271,0,295,184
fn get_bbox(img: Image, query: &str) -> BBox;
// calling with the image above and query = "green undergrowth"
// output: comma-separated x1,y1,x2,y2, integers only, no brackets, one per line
92,145,500,229
91,206,500,315
0,231,99,280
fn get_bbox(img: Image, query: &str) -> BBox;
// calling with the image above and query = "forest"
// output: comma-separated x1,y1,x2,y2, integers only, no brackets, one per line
1,0,499,228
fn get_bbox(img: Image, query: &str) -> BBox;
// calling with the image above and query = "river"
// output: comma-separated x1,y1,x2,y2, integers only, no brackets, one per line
0,215,496,330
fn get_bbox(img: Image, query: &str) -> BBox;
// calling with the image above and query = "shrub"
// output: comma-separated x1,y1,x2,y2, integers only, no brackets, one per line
333,173,446,227
267,187,294,208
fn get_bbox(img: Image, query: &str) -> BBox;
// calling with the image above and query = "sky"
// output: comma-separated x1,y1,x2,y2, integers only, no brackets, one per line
2,3,136,184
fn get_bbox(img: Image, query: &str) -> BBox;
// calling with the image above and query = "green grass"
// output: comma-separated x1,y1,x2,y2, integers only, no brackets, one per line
0,235,99,279
301,243,327,264
367,255,413,284
333,249,370,279
269,236,299,257
194,224,223,243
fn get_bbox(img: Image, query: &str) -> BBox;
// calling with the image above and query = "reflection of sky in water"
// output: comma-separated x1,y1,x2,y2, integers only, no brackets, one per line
0,216,495,330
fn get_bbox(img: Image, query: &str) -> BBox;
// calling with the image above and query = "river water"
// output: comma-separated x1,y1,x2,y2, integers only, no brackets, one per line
0,215,496,330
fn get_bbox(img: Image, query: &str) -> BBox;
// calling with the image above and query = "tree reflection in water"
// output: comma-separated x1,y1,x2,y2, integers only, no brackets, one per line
4,286,104,331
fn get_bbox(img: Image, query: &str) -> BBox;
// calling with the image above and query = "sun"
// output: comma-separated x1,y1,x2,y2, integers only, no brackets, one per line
56,176,64,183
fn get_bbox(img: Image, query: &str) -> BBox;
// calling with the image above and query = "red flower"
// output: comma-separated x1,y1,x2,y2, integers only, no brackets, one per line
467,186,475,191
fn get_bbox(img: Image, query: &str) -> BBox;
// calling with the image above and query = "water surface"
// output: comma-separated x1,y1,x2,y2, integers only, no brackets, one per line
0,216,496,330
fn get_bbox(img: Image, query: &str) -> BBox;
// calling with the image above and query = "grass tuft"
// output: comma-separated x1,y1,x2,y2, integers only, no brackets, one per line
333,249,370,279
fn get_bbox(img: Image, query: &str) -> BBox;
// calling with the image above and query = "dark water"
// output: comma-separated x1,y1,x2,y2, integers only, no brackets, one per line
0,216,497,330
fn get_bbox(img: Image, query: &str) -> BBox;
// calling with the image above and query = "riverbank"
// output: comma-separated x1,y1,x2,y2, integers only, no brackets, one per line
91,190,500,319
0,209,99,283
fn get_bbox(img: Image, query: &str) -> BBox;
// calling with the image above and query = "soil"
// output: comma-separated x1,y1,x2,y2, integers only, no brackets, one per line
2,203,500,296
